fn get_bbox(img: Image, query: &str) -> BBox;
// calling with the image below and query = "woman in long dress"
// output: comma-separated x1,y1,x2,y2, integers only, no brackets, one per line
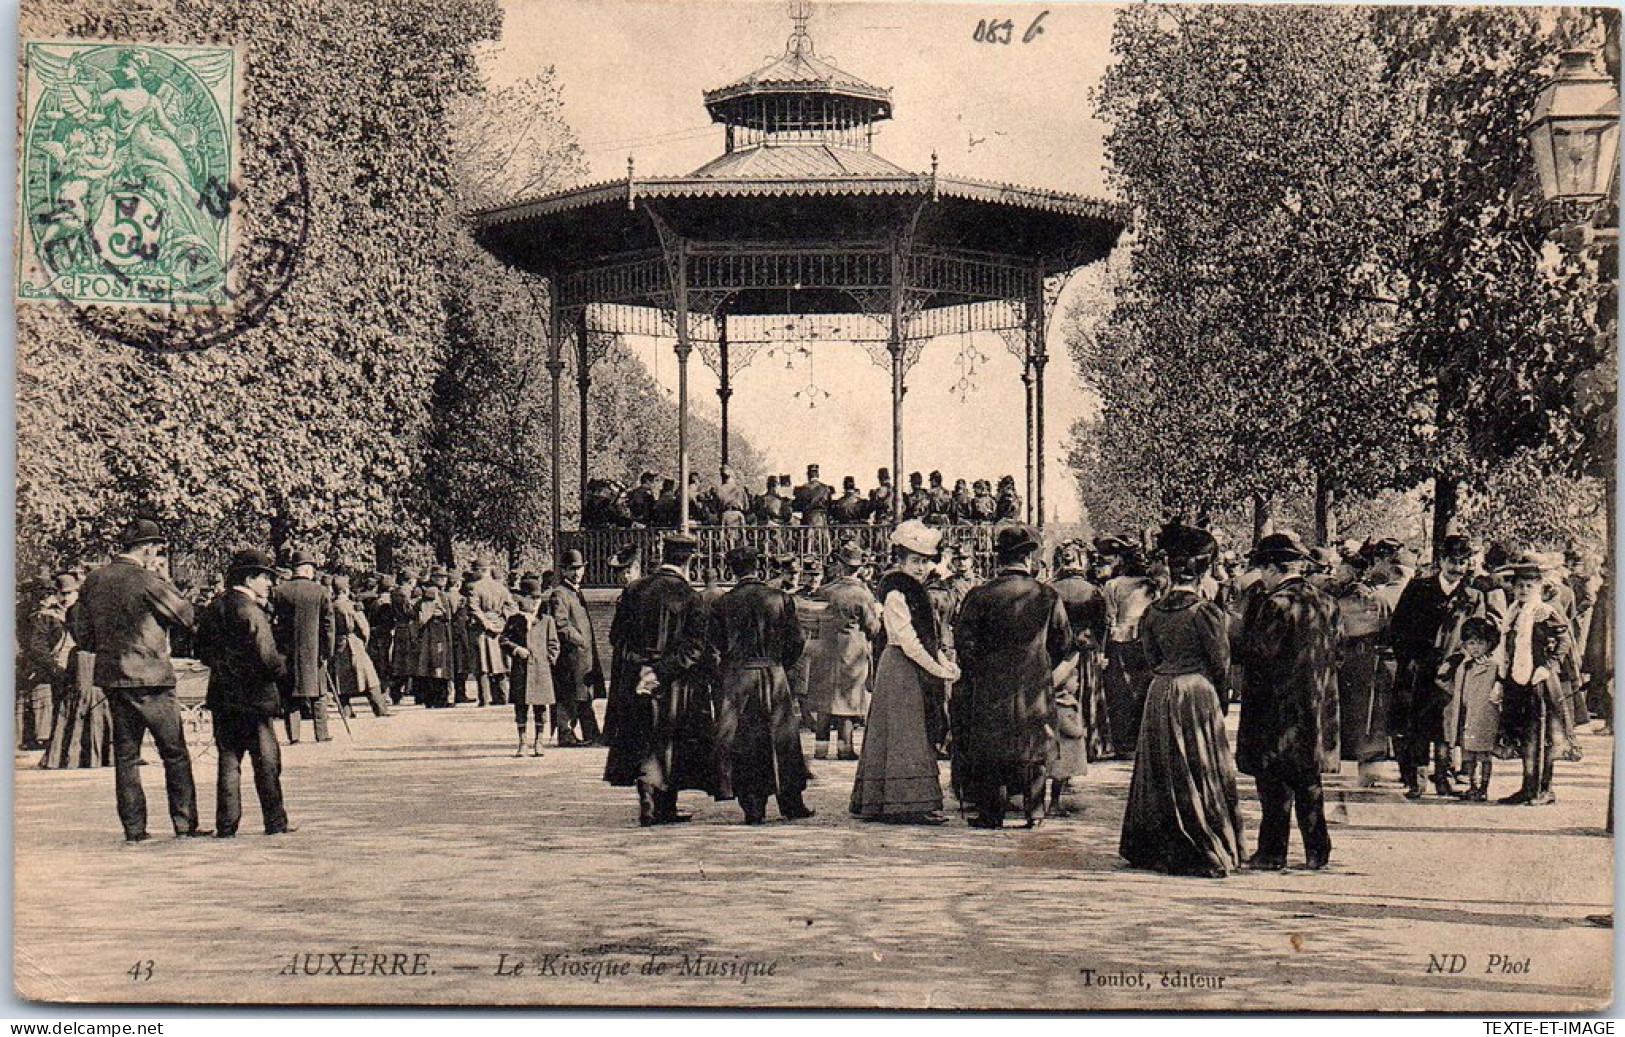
1119,525,1246,878
1332,553,1396,784
849,521,960,825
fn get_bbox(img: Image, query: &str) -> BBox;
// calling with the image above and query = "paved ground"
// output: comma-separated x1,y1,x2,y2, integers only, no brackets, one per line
11,701,1615,1011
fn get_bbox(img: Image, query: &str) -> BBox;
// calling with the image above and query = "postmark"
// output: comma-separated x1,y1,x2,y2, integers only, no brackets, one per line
19,41,241,311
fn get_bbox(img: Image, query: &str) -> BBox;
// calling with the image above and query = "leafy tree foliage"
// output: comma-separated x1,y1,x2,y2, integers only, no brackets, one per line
18,0,503,574
1085,5,1417,532
1076,5,1613,550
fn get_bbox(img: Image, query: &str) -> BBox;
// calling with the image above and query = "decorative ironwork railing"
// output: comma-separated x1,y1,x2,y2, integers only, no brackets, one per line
559,522,998,588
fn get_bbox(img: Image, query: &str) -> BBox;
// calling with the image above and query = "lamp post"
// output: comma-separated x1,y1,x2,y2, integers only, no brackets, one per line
1525,39,1619,880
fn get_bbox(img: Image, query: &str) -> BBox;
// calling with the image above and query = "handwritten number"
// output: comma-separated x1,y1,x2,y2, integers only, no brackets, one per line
1023,10,1049,43
972,14,1044,45
128,960,155,982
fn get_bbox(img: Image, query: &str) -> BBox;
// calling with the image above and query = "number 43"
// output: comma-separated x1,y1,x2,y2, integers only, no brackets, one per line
128,960,154,982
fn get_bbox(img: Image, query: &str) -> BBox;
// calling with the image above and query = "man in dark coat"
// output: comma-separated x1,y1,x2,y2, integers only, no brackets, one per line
74,519,205,841
753,476,789,525
792,464,833,526
867,467,894,523
603,534,718,826
1388,534,1499,798
626,472,659,527
195,549,293,837
710,546,815,824
1235,532,1340,870
269,550,336,744
903,471,929,520
969,479,999,524
550,549,604,745
923,471,953,526
652,478,680,528
995,475,1023,523
830,476,868,524
952,525,1073,828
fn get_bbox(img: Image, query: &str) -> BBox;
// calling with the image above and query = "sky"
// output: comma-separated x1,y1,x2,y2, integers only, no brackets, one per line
487,0,1125,522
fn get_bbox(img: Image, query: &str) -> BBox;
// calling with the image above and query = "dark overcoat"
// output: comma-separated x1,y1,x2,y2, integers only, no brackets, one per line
951,569,1071,788
269,577,335,701
550,580,603,703
198,588,287,718
602,568,718,793
1235,576,1341,779
710,578,808,802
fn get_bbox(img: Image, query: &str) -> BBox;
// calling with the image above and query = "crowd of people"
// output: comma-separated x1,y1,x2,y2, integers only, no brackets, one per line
14,511,1611,877
583,464,1026,529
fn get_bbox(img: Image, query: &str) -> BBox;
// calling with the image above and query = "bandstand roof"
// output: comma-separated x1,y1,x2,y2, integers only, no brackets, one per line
470,2,1126,306
472,164,1125,282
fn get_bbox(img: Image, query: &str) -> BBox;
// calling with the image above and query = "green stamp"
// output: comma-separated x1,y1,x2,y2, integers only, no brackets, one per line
18,41,240,310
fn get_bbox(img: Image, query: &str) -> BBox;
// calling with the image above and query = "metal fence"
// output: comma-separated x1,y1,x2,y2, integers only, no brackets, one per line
560,523,1000,587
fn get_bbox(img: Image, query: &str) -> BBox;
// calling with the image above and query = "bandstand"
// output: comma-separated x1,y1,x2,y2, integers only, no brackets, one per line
472,3,1125,583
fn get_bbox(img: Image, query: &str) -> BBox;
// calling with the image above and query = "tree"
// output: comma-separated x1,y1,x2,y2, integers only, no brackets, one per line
427,62,770,566
17,0,503,574
1371,7,1610,548
1084,5,1419,545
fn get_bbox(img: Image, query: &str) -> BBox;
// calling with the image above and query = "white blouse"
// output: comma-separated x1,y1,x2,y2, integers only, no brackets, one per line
882,590,952,679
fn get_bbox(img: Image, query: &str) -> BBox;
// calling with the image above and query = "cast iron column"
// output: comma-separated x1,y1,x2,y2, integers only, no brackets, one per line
673,240,692,531
1022,359,1034,524
547,310,564,560
575,309,590,515
717,316,731,468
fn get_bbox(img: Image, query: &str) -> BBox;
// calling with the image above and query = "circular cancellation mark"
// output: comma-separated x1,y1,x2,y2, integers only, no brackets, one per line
38,128,311,355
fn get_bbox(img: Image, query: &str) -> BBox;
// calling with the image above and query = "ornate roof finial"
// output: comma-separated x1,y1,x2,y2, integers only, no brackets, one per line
787,0,814,56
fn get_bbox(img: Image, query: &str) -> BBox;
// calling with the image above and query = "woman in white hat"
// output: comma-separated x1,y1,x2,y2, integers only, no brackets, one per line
849,521,960,824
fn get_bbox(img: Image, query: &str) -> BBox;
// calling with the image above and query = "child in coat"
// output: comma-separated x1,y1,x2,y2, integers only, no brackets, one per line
1445,617,1502,801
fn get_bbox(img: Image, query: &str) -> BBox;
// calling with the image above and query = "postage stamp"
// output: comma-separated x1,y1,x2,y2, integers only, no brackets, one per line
17,41,241,310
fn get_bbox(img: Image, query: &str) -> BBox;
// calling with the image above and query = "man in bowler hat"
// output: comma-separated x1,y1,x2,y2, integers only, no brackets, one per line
952,525,1073,828
195,549,294,836
74,518,206,841
550,548,604,745
1235,532,1339,869
270,550,336,743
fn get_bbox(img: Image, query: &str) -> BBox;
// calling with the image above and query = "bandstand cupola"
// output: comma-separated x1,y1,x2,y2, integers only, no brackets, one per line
700,0,893,158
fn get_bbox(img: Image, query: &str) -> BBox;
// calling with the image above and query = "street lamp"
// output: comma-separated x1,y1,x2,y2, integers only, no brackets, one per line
1526,50,1620,212
1526,42,1619,882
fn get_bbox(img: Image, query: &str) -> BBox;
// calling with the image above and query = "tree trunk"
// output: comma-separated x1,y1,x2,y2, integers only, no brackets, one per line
431,528,455,568
373,534,396,576
1251,493,1271,547
1430,475,1459,565
1314,475,1335,546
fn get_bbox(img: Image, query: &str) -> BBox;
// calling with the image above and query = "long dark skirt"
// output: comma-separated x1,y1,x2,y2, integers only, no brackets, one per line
1338,635,1394,763
1079,647,1115,762
1119,673,1246,877
1103,640,1148,755
714,662,809,802
850,646,943,818
40,656,112,770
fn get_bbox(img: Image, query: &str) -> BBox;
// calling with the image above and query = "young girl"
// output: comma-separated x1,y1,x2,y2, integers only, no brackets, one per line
1446,617,1502,801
